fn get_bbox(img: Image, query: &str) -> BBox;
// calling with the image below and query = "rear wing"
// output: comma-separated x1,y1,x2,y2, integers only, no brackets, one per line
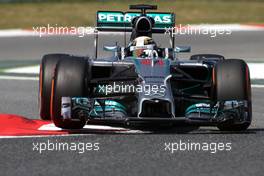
97,11,175,33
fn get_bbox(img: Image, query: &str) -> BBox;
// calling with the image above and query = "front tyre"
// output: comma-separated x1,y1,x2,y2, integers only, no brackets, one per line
213,59,252,131
51,57,88,129
39,54,69,120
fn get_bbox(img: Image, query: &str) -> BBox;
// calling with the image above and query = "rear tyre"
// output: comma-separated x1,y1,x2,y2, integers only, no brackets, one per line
213,59,252,131
51,57,88,129
39,54,69,120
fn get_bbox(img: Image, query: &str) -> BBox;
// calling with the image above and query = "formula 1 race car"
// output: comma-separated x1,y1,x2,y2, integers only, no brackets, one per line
39,4,252,131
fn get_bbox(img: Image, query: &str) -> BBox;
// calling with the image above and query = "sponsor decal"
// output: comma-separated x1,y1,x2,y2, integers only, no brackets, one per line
97,12,173,24
140,59,164,66
141,59,151,65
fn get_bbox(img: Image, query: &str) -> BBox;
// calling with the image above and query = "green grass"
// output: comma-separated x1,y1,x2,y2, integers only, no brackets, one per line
0,0,264,29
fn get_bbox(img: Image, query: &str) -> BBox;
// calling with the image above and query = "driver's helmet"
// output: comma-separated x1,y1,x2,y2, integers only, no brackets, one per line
129,36,158,58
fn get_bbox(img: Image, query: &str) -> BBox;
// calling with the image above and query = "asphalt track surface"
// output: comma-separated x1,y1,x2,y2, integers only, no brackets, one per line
0,31,264,176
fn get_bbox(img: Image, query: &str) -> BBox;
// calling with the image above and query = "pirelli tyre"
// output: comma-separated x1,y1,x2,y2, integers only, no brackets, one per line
213,59,252,131
51,57,88,129
39,54,70,120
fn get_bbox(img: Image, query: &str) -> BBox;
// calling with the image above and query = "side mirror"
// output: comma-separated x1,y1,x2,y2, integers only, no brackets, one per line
174,46,191,53
103,45,122,60
103,46,119,52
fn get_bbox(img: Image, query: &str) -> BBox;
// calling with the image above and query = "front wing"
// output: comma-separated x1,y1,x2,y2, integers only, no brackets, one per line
60,97,250,127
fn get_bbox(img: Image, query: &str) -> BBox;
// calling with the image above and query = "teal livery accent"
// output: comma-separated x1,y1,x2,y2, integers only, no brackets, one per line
185,103,218,115
133,58,142,71
90,100,127,117
94,100,126,110
71,98,127,117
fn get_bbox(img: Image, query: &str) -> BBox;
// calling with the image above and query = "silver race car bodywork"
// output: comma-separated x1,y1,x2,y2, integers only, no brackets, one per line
40,4,252,130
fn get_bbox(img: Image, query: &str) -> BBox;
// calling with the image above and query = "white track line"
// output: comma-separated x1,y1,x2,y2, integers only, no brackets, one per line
39,123,129,131
186,24,264,31
1,63,264,87
3,63,264,77
0,29,123,37
248,63,264,79
0,133,94,139
3,65,39,74
0,124,145,139
38,123,145,134
0,75,38,80
2,75,263,88
251,85,264,88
